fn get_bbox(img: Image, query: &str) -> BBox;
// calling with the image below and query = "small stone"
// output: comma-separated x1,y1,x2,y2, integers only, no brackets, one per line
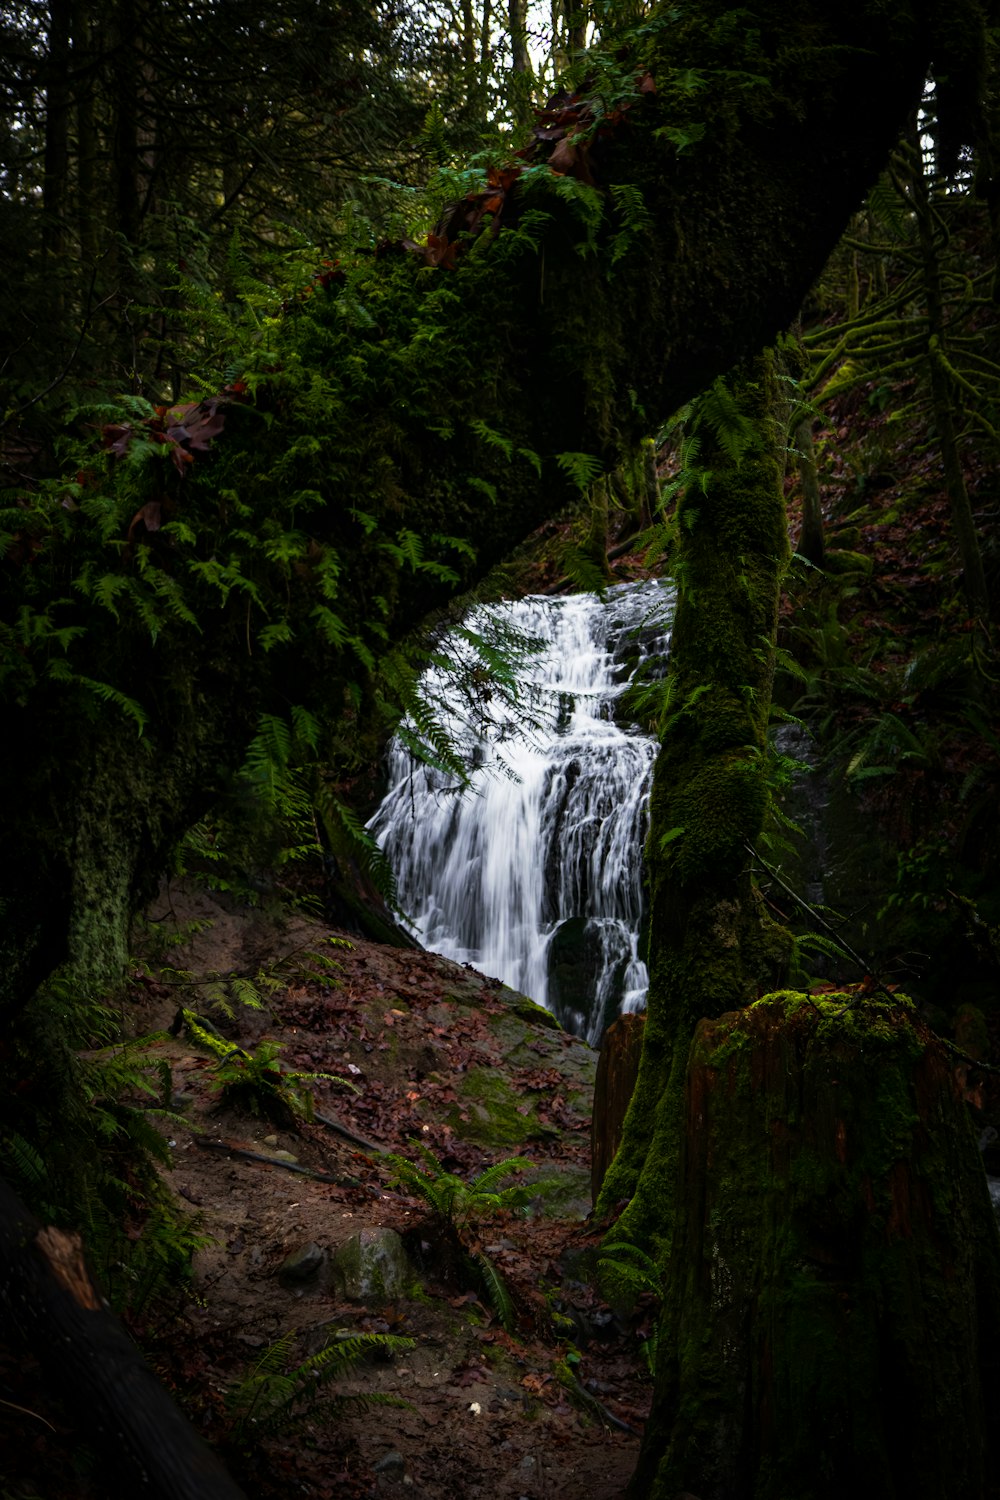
269,1149,298,1164
277,1242,326,1283
374,1452,405,1477
263,1133,280,1147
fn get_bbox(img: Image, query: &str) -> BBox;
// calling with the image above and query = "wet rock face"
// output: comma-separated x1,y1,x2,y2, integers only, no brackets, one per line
546,916,627,1037
330,1227,411,1302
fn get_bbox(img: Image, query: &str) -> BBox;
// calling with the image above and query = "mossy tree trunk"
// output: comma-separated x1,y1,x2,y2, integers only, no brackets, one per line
794,416,826,569
597,354,793,1242
631,995,1000,1500
905,134,993,633
594,331,1000,1500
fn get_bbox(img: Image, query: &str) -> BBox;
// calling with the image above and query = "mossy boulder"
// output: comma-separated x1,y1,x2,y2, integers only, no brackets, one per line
330,1228,411,1303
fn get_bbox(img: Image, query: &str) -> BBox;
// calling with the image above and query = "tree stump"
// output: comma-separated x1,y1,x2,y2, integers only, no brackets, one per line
592,1012,646,1205
634,993,1000,1500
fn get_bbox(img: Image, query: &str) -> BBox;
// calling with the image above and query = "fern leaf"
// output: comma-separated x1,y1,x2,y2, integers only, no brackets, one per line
473,1250,516,1332
469,1157,533,1196
555,451,603,494
469,418,514,461
3,1131,47,1186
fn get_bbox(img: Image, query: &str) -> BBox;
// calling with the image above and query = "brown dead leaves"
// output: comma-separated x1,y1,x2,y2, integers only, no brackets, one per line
399,72,655,271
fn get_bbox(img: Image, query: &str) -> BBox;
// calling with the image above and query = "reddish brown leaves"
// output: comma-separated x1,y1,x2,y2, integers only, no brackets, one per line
102,381,247,484
126,499,164,546
401,73,654,272
101,382,250,547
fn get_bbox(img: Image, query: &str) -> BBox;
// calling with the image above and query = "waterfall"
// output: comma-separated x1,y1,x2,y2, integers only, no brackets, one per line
369,579,672,1043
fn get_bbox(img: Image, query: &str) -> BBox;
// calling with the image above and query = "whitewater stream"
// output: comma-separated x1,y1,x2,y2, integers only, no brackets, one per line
369,580,672,1043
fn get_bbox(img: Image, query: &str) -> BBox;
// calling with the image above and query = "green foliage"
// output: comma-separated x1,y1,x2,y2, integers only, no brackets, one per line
385,1145,548,1330
376,605,547,793
386,1145,539,1233
226,1328,415,1445
555,451,605,494
1,990,209,1314
181,1011,357,1124
596,1239,664,1373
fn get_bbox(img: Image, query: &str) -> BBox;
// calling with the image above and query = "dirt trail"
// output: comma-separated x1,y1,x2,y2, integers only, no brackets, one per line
1,885,650,1499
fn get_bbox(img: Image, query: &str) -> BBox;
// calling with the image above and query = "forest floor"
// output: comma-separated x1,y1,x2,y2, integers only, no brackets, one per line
0,884,651,1500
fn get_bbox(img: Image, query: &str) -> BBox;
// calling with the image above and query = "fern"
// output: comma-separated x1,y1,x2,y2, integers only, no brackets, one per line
181,1011,357,1123
692,376,760,465
384,1147,551,1332
468,417,514,461
318,792,399,910
555,450,604,494
473,1250,517,1333
609,183,654,264
3,1130,47,1186
596,1240,664,1373
227,1330,415,1442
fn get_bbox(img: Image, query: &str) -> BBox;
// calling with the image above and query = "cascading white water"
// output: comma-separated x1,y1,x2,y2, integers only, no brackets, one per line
369,579,672,1043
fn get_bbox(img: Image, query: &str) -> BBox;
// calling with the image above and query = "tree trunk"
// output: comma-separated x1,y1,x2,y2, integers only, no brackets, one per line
906,138,992,632
631,994,1000,1500
42,0,72,274
597,355,793,1243
795,415,826,568
584,475,614,581
0,1178,249,1500
73,0,101,275
508,0,531,129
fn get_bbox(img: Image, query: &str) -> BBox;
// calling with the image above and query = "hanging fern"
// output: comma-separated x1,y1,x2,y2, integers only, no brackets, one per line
691,375,760,465
555,450,604,494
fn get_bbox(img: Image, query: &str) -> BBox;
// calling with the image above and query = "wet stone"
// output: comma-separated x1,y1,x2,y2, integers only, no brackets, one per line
277,1241,326,1283
330,1227,410,1302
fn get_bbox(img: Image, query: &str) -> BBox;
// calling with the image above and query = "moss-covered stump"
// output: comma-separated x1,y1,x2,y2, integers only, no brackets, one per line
592,1013,646,1206
634,992,1000,1500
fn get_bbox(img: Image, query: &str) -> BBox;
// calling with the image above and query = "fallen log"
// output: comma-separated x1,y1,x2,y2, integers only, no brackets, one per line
0,1177,248,1500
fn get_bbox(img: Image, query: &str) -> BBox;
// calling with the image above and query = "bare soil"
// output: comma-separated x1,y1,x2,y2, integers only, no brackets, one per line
1,884,650,1499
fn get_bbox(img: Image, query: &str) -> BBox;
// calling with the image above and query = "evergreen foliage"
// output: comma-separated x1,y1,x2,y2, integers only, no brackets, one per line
225,1328,415,1444
180,1010,357,1125
385,1145,550,1330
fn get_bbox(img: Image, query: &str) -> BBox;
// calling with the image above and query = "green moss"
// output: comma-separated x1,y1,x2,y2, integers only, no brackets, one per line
509,995,563,1030
599,357,797,1241
448,1065,559,1147
633,995,1000,1499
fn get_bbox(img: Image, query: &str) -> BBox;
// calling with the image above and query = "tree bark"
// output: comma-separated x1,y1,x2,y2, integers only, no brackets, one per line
508,0,531,128
795,416,826,568
591,1012,646,1205
631,995,1000,1500
0,1178,248,1500
906,138,993,632
42,0,71,278
597,355,793,1242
